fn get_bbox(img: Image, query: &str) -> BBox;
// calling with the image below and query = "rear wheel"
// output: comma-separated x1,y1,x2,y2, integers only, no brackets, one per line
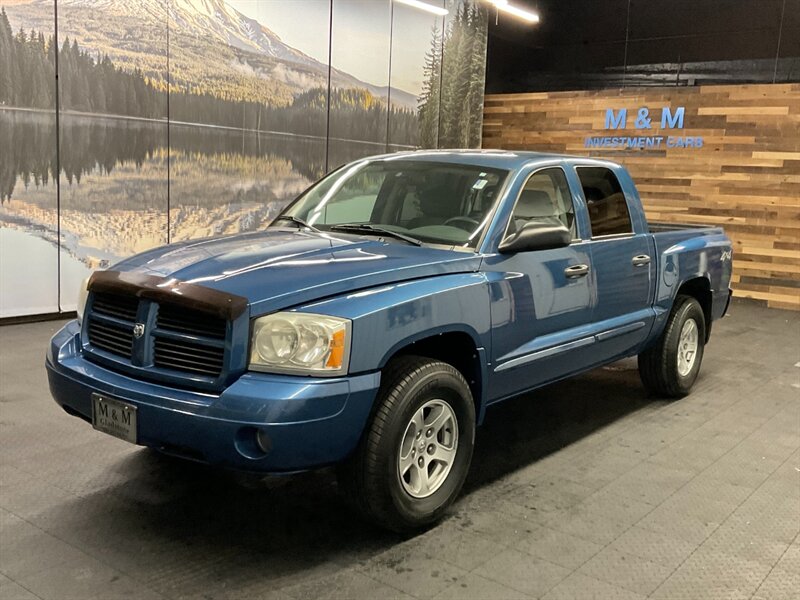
338,356,475,532
639,295,706,398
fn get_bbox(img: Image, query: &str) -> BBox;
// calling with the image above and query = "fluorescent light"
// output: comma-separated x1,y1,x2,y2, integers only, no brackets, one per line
486,0,539,23
394,0,449,16
500,4,539,22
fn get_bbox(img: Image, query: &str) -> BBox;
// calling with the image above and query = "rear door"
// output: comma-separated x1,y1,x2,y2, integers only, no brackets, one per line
576,165,654,360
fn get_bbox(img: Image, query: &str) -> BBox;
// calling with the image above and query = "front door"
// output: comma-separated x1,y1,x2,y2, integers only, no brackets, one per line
483,166,596,401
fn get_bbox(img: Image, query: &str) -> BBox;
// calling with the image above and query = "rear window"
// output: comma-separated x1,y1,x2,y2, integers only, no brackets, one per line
577,167,632,237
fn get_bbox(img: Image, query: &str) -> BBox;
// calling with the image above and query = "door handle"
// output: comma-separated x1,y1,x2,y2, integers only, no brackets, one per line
632,254,651,267
564,264,590,278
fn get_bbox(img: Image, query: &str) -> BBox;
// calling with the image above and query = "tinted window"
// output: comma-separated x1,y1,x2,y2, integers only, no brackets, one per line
577,167,633,236
508,168,576,238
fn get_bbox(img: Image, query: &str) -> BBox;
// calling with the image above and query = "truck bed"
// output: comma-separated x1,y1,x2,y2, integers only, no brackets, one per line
649,222,728,253
648,222,717,233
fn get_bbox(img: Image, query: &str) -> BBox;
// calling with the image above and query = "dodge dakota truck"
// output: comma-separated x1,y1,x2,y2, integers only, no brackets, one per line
47,151,733,531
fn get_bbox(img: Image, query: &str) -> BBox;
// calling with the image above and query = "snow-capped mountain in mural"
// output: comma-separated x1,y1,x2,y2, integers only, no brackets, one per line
63,0,321,67
5,0,418,108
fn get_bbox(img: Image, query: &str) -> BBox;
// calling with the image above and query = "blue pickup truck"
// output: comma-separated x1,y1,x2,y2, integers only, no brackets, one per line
47,151,732,530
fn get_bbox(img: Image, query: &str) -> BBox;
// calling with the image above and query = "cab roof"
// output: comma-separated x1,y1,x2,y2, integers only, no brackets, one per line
365,149,618,172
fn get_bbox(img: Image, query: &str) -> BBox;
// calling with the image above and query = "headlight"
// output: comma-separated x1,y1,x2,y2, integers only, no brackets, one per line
76,276,91,324
249,312,350,376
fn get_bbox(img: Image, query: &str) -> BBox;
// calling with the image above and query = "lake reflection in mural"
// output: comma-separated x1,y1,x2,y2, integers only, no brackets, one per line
0,110,377,282
0,0,488,317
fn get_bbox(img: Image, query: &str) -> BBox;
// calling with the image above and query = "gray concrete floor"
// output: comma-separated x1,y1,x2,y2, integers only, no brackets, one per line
0,299,798,600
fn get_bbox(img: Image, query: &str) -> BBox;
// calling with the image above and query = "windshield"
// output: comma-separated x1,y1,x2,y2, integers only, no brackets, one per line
278,159,508,248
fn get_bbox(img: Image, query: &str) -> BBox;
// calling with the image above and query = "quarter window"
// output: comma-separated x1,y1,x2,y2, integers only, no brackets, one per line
577,167,633,237
507,168,576,238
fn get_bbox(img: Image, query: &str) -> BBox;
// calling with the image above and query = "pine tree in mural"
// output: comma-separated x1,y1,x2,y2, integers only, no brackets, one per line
439,4,465,147
0,20,419,142
0,9,12,102
418,0,488,149
0,9,56,109
418,23,443,148
463,4,488,147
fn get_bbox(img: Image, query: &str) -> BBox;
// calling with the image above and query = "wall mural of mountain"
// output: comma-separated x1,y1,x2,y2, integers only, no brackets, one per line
0,0,489,318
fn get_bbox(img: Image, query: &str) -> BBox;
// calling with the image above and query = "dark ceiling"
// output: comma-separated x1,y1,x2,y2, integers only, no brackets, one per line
485,0,800,93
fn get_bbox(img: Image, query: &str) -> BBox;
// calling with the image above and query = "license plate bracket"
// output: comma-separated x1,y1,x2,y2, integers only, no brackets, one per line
91,393,137,444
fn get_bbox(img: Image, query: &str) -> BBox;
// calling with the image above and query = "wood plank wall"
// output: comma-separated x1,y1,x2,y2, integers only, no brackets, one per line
483,84,800,310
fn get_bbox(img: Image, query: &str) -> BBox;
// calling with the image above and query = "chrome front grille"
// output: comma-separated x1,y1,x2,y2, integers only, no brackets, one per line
153,304,226,377
87,292,138,358
153,337,225,376
92,292,139,321
156,303,226,340
84,292,229,383
87,317,134,358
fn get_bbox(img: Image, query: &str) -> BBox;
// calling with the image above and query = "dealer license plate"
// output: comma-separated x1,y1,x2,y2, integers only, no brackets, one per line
92,393,137,444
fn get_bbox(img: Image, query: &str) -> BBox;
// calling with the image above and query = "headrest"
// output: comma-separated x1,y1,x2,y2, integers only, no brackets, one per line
419,184,460,217
583,186,605,202
515,190,556,219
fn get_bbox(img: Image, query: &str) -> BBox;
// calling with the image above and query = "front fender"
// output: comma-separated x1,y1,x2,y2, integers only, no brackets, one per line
296,273,492,374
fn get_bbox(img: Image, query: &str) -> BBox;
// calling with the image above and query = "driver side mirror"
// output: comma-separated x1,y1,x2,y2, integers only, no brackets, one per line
498,222,571,253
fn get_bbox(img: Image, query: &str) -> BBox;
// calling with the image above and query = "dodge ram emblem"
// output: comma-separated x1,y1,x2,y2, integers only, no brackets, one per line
133,323,146,339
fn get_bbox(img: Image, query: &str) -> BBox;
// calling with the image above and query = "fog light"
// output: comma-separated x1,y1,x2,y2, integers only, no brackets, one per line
234,427,272,459
255,429,272,454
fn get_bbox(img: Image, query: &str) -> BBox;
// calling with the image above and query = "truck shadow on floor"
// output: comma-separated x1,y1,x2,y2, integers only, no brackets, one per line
466,357,652,491
56,358,660,587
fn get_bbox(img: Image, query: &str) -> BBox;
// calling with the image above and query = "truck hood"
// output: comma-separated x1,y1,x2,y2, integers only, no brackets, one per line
114,229,482,315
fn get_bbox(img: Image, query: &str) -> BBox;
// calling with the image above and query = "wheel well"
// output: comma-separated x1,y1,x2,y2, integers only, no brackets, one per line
677,277,712,341
390,332,482,420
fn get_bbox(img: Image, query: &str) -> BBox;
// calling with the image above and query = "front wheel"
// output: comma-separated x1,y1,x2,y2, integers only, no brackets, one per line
338,356,475,532
639,295,706,398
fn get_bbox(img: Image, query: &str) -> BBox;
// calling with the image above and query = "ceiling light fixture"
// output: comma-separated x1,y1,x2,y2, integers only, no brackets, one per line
485,0,540,23
394,0,449,17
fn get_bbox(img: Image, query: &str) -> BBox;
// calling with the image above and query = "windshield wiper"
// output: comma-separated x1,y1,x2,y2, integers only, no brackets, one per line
329,224,423,246
271,215,321,232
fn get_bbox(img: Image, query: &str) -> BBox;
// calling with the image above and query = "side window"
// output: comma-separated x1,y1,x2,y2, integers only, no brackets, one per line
577,167,632,237
508,168,576,237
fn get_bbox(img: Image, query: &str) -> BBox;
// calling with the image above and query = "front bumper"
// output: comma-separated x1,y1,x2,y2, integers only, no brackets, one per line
46,320,381,472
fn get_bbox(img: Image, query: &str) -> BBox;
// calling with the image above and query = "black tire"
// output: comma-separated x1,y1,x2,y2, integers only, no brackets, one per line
338,355,476,532
639,295,706,398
